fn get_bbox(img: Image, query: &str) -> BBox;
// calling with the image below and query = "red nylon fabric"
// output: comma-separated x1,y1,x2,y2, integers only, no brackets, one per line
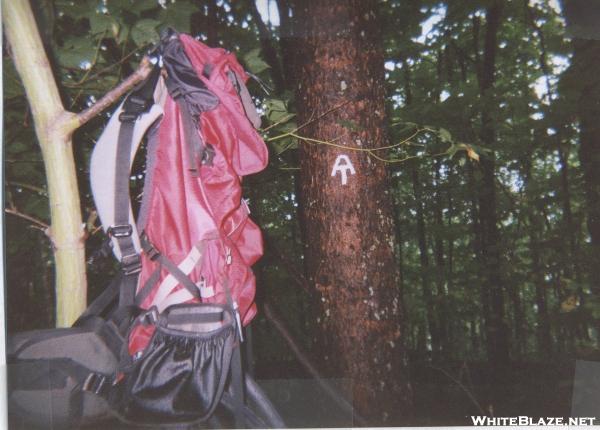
129,36,268,356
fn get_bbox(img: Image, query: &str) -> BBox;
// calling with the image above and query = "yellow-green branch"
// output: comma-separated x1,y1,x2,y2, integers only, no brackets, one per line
2,0,153,326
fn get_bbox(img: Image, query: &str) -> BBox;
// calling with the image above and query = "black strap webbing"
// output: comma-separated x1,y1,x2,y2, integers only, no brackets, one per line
110,65,161,307
140,235,201,300
134,265,162,306
74,276,121,324
231,344,246,428
178,100,206,175
167,311,224,325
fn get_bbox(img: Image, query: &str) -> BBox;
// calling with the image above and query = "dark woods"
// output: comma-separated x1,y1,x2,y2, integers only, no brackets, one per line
4,0,600,426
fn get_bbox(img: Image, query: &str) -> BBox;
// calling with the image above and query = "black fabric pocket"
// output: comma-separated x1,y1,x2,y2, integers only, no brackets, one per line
119,304,235,423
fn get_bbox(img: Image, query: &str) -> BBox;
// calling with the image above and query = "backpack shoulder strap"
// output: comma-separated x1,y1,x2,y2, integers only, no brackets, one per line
91,66,164,305
91,67,163,261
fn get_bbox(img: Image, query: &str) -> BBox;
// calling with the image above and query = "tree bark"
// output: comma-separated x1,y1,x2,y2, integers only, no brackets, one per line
294,0,412,423
474,0,510,367
433,160,451,357
3,0,85,326
572,39,600,294
523,172,553,356
412,168,440,358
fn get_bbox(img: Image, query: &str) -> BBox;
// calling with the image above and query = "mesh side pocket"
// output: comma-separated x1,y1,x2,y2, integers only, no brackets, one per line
119,304,235,422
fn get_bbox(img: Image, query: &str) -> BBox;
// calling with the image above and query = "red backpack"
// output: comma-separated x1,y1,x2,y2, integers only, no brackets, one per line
7,30,282,429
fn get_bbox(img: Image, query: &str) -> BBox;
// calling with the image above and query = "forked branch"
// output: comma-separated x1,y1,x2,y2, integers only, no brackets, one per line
76,56,153,127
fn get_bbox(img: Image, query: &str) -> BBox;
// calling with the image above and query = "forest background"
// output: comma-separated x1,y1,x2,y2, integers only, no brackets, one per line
4,0,600,426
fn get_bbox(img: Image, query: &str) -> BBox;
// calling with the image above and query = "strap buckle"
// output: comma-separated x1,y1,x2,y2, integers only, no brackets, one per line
108,224,133,238
168,85,184,100
120,95,154,122
233,301,244,343
144,243,160,261
121,253,142,275
201,144,215,165
82,373,110,396
118,111,139,122
128,95,152,110
140,307,159,326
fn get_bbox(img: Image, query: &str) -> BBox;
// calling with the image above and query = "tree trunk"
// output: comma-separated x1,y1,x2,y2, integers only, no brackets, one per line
509,283,525,358
433,160,451,358
247,0,285,94
276,0,305,92
294,0,412,423
412,168,440,359
4,0,152,326
573,39,600,294
474,0,510,368
3,0,86,326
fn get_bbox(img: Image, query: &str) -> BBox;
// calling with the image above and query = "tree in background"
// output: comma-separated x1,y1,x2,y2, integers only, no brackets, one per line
563,0,600,297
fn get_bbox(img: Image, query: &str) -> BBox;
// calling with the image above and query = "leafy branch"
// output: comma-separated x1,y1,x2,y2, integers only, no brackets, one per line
5,207,50,232
76,56,153,127
260,97,481,165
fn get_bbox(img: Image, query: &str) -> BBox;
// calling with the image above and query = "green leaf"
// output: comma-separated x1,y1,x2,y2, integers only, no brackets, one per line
157,3,198,34
439,127,452,143
276,121,298,133
243,48,270,75
131,19,160,47
269,136,297,155
57,37,96,69
130,0,160,13
89,13,119,38
55,0,100,20
446,143,459,158
264,98,288,122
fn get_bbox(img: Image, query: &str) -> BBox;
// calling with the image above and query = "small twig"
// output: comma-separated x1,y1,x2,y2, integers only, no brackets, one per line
263,302,368,426
260,113,296,133
5,159,44,164
91,225,103,236
266,100,351,141
118,30,132,80
429,365,487,415
63,47,143,88
368,148,451,164
69,30,108,107
76,56,153,127
295,100,351,134
270,127,431,153
6,187,16,211
265,235,311,292
7,181,47,196
5,207,49,231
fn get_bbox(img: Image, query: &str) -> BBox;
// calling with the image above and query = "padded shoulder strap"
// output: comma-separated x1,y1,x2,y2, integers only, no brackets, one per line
90,77,166,262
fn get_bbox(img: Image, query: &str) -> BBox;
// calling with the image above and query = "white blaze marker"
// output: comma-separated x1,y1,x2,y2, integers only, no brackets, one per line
331,154,356,185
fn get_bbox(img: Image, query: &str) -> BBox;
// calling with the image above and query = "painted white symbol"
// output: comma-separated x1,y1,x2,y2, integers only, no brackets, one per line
331,154,356,185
